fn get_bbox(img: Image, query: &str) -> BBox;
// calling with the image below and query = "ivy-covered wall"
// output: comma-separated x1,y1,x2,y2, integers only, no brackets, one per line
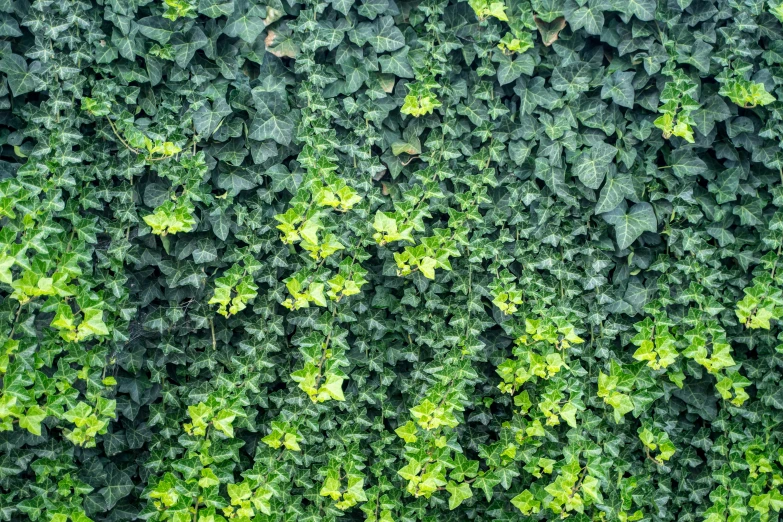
1,0,783,521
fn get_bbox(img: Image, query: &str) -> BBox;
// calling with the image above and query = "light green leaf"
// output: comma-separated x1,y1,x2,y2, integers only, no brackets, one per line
445,481,473,510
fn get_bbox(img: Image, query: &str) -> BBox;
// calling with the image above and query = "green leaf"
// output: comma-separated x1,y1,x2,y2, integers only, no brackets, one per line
169,28,208,68
603,202,657,250
379,46,415,78
217,169,257,196
331,0,355,15
319,373,345,401
668,148,707,178
573,142,617,189
18,405,46,436
137,16,179,44
581,475,602,502
223,8,265,42
358,16,405,52
249,112,294,146
99,465,134,509
0,54,44,96
78,308,110,338
199,0,235,17
194,98,232,137
0,253,13,285
625,0,656,20
601,71,635,108
445,481,473,510
496,54,535,86
564,1,604,35
691,95,731,136
212,409,236,437
0,13,21,37
511,489,541,515
395,420,418,443
595,172,633,214
418,257,437,279
533,0,564,22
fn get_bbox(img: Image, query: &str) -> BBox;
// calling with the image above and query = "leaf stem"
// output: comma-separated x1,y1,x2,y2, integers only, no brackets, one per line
106,117,140,155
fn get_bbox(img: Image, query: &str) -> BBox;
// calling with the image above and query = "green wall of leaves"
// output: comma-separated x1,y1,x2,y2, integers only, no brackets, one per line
1,0,783,520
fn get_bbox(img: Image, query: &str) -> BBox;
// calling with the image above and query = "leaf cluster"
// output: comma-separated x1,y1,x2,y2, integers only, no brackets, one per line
1,0,783,521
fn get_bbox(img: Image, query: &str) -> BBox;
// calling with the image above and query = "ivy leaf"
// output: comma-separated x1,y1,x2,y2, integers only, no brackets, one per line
473,473,501,502
0,13,21,37
99,465,134,509
358,0,388,19
170,28,208,68
0,54,44,96
212,410,236,437
217,169,257,196
331,0,355,15
249,112,294,146
573,142,617,189
707,167,741,204
601,71,635,108
137,17,179,44
668,148,707,178
496,53,534,86
582,476,602,502
199,0,235,18
379,46,415,78
691,95,731,136
192,239,218,264
533,0,564,22
18,405,46,436
625,0,656,20
672,381,718,421
418,257,437,279
595,172,633,214
0,254,13,285
511,489,541,515
223,5,265,42
355,16,405,52
194,98,232,137
603,202,658,250
319,373,345,401
79,308,110,337
445,481,473,510
564,0,604,35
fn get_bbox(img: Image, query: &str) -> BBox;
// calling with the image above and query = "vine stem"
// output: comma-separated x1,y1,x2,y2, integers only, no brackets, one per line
567,466,588,500
106,117,140,154
644,448,662,466
192,424,211,522
8,302,23,339
770,244,782,280
314,306,339,390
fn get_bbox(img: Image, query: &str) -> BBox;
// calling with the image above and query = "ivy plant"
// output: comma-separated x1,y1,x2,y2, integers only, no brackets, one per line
1,0,783,521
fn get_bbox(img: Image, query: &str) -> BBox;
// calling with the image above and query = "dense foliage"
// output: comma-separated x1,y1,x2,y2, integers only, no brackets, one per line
2,0,783,520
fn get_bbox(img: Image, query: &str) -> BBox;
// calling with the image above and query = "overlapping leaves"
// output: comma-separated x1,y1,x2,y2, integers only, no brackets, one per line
0,0,782,521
